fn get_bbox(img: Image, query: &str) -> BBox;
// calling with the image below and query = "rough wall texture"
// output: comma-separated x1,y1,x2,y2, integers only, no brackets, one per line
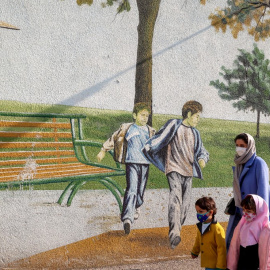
1,0,270,269
1,0,269,122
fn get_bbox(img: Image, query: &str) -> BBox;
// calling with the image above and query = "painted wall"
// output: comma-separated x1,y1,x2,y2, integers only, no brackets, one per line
1,0,269,122
1,1,270,268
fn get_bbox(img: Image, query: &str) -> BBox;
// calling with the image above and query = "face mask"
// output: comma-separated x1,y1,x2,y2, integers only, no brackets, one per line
243,211,256,222
197,211,209,223
236,147,246,156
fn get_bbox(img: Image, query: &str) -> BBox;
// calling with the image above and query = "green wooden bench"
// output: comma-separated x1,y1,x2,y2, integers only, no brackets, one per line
0,111,125,211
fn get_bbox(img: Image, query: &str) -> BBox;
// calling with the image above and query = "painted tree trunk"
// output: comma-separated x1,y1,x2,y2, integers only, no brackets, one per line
135,0,161,125
256,109,260,138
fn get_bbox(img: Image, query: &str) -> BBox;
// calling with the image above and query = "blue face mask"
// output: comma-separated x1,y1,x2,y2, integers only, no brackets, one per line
197,211,209,223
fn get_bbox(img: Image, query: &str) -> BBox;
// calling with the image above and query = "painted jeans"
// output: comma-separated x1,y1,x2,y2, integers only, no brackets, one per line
167,172,192,243
121,163,149,223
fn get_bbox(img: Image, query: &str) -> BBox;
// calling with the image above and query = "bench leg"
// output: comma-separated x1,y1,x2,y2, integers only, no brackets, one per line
103,177,125,196
57,178,124,213
57,182,75,205
67,181,86,207
100,179,123,213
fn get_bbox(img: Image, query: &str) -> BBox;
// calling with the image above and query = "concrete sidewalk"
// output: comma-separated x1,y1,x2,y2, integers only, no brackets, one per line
0,187,232,268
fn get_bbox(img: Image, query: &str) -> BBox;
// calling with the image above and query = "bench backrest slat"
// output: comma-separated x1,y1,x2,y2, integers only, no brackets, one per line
0,150,75,158
0,142,73,149
0,114,83,169
0,163,83,172
0,157,78,167
0,163,114,182
0,114,90,169
0,131,72,139
0,121,71,129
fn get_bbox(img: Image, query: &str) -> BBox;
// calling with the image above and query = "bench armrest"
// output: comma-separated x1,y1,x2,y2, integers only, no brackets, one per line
73,140,122,169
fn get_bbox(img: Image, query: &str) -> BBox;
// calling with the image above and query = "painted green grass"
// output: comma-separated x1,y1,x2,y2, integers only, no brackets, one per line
0,100,269,190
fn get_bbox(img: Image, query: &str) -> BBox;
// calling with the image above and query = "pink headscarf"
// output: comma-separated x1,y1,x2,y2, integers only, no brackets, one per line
239,194,269,247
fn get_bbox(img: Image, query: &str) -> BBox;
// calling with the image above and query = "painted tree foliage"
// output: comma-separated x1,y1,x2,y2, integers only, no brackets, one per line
210,44,270,137
76,0,161,125
201,0,270,41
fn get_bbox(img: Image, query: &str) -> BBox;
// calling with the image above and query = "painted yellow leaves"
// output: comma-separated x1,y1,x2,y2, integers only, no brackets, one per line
204,1,270,41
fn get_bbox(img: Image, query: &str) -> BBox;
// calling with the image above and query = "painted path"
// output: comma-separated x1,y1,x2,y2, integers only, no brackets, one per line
0,187,231,268
5,223,227,269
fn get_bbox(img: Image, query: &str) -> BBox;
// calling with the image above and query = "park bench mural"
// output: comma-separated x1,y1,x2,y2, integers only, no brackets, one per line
1,0,270,269
0,111,125,209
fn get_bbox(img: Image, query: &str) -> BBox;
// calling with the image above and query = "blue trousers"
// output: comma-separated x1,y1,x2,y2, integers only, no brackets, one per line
121,163,149,223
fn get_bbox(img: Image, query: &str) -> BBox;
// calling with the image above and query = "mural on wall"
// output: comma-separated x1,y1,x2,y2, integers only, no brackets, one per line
1,0,270,269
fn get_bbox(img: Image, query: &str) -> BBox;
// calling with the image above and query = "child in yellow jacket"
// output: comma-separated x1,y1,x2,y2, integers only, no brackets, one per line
191,196,227,270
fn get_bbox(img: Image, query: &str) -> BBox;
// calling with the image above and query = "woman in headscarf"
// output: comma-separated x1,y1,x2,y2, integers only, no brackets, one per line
226,133,270,250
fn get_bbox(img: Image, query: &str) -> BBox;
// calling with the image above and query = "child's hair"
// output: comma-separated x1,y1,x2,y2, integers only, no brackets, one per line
182,100,203,119
133,102,151,115
241,195,256,213
234,133,248,144
195,196,217,216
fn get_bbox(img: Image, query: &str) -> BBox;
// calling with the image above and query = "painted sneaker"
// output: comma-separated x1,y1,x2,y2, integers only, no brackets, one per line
123,219,131,235
134,208,141,220
170,236,181,249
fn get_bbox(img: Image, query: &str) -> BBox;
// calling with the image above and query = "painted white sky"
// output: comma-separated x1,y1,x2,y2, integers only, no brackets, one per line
1,0,270,123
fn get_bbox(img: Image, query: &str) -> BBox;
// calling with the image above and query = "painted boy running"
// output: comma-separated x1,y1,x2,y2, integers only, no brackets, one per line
143,100,209,249
97,102,155,234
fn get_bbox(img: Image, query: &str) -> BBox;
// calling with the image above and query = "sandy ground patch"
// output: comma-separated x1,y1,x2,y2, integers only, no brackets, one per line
6,223,227,269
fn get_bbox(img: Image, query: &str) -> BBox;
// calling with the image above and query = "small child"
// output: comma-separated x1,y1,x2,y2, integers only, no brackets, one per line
227,194,270,270
191,196,227,270
97,102,155,235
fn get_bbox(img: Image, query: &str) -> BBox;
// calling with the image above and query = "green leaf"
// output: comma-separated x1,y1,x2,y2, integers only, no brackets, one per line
107,0,114,6
117,0,131,13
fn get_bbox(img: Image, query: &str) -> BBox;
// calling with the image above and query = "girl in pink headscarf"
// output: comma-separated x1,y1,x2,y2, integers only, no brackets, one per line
227,194,270,270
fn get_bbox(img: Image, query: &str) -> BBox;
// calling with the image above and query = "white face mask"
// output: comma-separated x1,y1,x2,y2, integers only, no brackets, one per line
236,147,246,156
243,211,256,222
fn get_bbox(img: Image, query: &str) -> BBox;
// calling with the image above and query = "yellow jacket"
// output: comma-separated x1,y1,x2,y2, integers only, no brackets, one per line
191,218,227,269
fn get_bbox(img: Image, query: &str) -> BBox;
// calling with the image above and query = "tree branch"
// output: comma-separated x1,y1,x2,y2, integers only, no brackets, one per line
221,3,260,24
231,3,261,15
248,1,270,8
245,65,250,92
254,6,267,39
